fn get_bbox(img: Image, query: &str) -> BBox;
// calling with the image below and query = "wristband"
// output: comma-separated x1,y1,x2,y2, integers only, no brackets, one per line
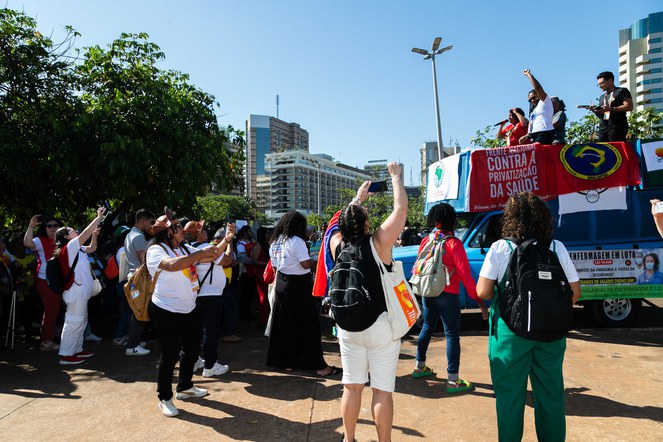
351,197,361,205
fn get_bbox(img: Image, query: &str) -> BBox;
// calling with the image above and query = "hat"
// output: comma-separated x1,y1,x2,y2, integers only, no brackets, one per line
183,220,205,235
113,225,130,239
146,206,177,236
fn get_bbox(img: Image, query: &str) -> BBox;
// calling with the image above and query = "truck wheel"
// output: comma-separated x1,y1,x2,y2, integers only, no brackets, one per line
591,299,642,327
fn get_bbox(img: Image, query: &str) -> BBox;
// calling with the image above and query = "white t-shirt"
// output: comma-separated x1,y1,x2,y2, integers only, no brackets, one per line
479,239,579,283
192,242,227,297
529,95,554,133
147,243,198,313
33,237,49,279
65,237,94,293
269,235,310,276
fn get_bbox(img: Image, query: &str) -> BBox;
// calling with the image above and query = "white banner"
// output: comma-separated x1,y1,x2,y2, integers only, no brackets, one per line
641,140,663,172
426,154,460,203
558,187,626,215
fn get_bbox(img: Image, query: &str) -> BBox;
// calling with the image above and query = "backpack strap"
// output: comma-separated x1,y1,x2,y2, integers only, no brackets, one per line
63,249,81,288
198,262,215,287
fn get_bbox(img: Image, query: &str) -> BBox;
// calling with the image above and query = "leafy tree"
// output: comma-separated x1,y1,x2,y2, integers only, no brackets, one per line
306,213,326,231
470,125,505,149
194,194,271,225
566,108,663,144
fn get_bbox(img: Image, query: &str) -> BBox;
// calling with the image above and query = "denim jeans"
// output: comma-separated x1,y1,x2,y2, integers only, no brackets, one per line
415,292,461,375
195,296,222,369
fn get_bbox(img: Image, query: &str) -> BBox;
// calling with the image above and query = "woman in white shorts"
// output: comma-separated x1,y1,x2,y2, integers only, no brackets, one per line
330,162,407,442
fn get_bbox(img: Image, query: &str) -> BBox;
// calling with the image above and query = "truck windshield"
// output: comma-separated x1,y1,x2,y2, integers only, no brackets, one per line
455,213,479,241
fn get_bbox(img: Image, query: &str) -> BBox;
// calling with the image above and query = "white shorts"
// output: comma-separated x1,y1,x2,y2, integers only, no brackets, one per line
337,312,401,392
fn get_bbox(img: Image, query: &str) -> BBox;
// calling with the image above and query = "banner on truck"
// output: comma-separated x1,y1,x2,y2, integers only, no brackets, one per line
465,142,641,212
569,248,663,300
426,154,460,204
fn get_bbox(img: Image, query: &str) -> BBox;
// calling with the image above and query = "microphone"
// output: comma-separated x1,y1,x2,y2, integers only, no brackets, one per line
493,119,508,127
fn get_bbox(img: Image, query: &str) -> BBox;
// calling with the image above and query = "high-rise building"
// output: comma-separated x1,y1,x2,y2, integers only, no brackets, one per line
619,11,663,112
363,159,390,181
244,114,309,200
419,141,455,186
262,150,370,219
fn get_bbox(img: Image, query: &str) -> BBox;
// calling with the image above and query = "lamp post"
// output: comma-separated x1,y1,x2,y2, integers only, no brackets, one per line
412,37,452,161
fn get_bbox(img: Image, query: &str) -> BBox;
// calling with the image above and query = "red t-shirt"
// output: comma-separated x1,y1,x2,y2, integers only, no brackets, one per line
501,122,528,146
416,232,481,303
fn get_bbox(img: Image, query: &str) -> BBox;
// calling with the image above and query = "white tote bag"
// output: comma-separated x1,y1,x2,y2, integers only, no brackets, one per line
370,238,421,340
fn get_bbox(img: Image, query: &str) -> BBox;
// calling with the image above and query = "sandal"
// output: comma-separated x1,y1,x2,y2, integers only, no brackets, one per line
447,379,475,393
412,365,435,379
319,366,342,377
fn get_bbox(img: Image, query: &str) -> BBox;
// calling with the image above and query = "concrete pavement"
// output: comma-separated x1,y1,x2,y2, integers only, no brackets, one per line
1,322,662,441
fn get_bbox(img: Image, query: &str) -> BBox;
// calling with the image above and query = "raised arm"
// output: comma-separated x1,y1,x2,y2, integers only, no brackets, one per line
78,207,106,247
373,162,407,263
24,215,41,250
523,69,547,101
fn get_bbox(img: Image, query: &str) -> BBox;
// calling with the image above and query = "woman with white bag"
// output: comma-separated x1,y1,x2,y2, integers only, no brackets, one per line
330,161,407,442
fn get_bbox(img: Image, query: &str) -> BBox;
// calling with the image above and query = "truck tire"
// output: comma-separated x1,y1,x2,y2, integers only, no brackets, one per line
590,299,642,327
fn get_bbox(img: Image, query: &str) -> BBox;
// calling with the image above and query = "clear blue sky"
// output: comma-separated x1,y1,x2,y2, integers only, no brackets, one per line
7,0,662,186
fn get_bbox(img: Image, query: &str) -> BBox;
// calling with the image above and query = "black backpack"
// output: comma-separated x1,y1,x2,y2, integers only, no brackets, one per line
46,252,79,295
329,241,374,332
497,238,573,342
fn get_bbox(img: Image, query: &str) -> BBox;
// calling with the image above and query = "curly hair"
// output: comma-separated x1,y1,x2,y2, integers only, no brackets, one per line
339,205,368,243
150,228,178,249
271,211,308,242
427,203,457,231
501,192,553,241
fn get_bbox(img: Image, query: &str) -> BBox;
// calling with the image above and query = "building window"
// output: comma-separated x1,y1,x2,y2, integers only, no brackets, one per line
651,48,663,54
651,37,663,44
651,98,663,103
643,78,663,85
651,68,663,74
651,58,662,63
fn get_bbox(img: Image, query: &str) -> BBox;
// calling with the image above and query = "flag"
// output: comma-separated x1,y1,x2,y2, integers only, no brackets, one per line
558,187,627,215
641,140,663,172
312,210,341,297
426,154,460,203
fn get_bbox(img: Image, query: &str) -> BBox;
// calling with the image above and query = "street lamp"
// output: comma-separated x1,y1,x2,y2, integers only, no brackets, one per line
412,37,453,160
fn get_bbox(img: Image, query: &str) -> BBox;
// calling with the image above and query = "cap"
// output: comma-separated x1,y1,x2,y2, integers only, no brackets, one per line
113,225,130,239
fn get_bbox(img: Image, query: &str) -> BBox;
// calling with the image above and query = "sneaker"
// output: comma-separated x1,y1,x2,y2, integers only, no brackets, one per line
158,399,179,417
175,386,208,400
40,341,60,351
203,362,229,377
221,334,243,342
412,366,435,379
59,355,86,365
113,337,129,346
193,356,205,372
75,350,94,358
85,333,102,342
126,345,150,356
447,379,475,394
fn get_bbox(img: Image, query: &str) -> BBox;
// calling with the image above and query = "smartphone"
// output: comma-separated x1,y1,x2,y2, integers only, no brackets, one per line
103,200,111,211
655,202,663,214
368,180,388,193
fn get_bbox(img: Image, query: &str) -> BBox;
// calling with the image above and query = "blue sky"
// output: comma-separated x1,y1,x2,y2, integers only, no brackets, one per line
7,0,662,186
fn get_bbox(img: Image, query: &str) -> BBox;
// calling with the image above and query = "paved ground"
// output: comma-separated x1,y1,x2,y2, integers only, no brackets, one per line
1,312,663,441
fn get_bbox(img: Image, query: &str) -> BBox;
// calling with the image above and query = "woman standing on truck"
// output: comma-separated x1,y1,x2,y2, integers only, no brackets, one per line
412,203,488,393
476,192,581,442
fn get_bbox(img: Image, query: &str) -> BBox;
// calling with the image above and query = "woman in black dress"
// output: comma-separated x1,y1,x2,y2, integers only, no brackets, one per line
267,211,340,377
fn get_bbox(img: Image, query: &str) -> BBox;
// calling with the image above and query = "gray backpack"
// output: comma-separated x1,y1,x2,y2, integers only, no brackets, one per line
409,232,454,298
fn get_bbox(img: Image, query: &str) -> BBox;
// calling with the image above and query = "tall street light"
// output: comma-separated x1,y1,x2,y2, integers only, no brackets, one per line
412,37,452,161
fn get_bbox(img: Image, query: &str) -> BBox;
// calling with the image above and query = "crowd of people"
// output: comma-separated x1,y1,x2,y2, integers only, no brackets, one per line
496,69,632,146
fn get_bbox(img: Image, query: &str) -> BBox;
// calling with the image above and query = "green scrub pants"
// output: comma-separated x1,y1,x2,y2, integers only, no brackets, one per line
489,313,566,442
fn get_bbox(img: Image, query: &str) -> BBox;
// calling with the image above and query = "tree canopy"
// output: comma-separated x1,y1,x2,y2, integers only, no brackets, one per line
0,9,243,226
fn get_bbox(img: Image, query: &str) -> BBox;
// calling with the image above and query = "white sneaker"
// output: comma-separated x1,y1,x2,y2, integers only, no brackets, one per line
175,386,208,400
158,399,179,417
193,356,205,371
203,362,229,378
126,345,150,356
85,333,102,342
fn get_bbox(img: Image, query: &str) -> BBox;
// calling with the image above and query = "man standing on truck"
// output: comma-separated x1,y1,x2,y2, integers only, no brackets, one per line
593,71,633,142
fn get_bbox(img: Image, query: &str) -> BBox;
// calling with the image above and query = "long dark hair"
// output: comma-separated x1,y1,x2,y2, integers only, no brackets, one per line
339,205,368,243
271,211,307,242
36,216,62,238
150,228,179,250
256,226,270,258
53,226,73,258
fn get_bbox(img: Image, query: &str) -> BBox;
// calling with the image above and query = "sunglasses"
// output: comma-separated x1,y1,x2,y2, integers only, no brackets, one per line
170,223,183,232
528,97,538,103
46,223,59,228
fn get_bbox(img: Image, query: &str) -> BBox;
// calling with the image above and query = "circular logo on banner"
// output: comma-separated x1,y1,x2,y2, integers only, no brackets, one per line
433,165,444,187
559,143,622,180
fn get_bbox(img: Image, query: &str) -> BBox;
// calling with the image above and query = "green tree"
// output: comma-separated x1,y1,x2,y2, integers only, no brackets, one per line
194,194,271,225
566,108,663,144
470,125,505,149
306,213,326,231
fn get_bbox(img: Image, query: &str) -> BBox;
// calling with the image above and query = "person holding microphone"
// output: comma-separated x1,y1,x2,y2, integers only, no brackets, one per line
496,107,529,146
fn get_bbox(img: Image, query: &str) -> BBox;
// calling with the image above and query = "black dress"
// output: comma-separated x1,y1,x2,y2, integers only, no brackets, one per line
266,271,327,370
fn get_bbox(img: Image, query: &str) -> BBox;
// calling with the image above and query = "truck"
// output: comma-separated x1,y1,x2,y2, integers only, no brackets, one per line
393,140,663,327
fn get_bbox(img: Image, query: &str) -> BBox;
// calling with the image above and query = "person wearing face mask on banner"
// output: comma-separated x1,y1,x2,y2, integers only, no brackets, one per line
636,253,663,285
